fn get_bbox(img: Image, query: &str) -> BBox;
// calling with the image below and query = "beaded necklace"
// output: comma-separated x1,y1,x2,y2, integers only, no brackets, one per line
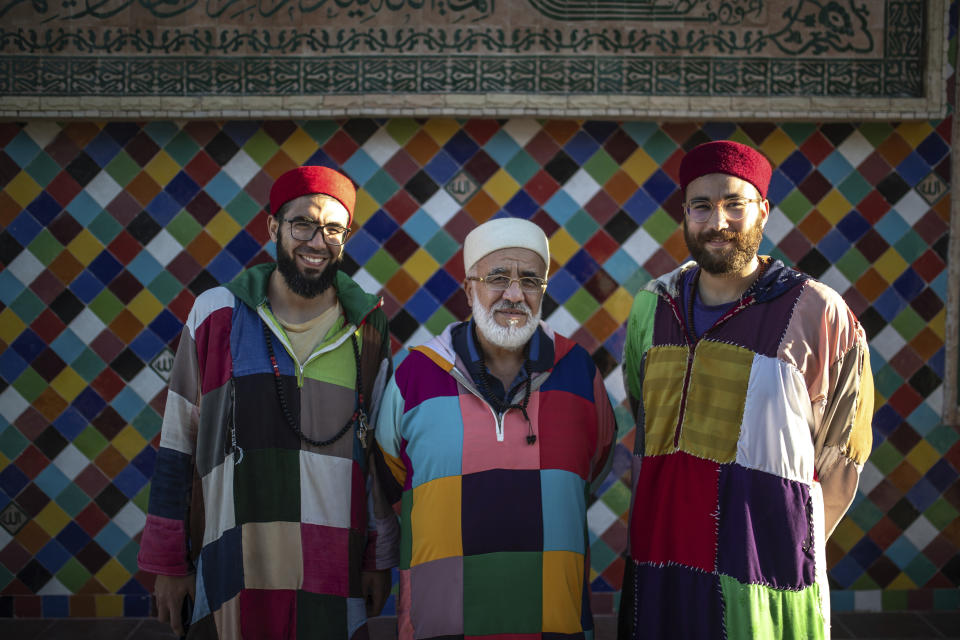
261,317,368,448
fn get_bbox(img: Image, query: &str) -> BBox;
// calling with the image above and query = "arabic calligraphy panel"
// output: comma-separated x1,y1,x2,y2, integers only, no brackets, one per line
0,0,945,118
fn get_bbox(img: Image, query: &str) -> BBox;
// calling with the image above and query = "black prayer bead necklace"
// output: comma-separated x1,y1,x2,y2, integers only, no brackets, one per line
261,318,368,448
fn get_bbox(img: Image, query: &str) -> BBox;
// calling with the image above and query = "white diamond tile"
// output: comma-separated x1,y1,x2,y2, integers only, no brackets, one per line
563,169,601,206
52,443,89,481
114,501,147,538
146,229,183,265
836,130,874,168
587,497,618,536
361,127,402,166
421,189,459,227
69,308,106,344
85,171,123,208
903,516,939,551
7,249,45,285
0,387,29,423
128,367,166,402
502,119,542,147
621,227,659,265
221,149,260,187
892,190,929,225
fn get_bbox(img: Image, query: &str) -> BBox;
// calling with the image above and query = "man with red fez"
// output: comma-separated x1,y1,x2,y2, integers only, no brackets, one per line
139,166,398,638
619,141,874,639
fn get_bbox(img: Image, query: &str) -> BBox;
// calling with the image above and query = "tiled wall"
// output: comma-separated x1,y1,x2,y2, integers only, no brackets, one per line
0,117,957,618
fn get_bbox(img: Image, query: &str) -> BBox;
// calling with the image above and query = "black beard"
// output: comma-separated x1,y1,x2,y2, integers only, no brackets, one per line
683,217,764,276
275,232,341,299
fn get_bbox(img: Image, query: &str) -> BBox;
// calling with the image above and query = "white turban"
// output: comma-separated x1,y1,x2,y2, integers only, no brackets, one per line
463,218,551,275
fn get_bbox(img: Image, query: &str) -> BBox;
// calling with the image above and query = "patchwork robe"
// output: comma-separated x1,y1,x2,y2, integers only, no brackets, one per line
374,322,616,639
138,264,398,639
619,258,874,640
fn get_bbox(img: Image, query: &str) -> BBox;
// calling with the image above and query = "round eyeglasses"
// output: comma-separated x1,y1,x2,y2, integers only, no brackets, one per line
466,274,547,293
683,197,764,223
283,218,351,246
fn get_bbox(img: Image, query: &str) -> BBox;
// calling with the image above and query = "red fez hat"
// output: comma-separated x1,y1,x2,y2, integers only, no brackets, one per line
679,141,772,199
269,166,357,226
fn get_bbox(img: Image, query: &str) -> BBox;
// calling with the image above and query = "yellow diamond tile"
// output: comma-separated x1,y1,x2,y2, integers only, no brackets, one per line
35,502,72,536
50,367,87,403
874,248,908,284
404,248,440,285
620,148,657,185
483,169,520,207
95,559,132,594
0,308,26,344
887,573,917,590
759,129,796,166
603,287,635,324
112,425,148,461
817,189,852,224
895,122,932,147
206,210,241,247
66,229,105,266
144,149,180,186
354,189,379,224
423,119,460,146
127,289,163,325
94,558,130,593
95,594,125,617
906,439,940,474
829,517,864,553
280,128,321,165
548,227,579,265
929,309,945,339
6,171,43,208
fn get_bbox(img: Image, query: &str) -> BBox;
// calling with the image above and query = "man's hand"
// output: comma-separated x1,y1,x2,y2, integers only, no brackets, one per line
361,569,392,617
155,574,196,637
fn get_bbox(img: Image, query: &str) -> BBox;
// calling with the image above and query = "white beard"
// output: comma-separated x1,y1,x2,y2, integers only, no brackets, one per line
471,290,542,350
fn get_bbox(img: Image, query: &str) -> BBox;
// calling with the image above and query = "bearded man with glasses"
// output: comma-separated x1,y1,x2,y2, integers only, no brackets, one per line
618,141,875,640
373,217,615,638
139,166,398,638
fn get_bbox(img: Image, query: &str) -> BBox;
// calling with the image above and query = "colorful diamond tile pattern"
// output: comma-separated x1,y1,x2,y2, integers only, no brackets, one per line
0,116,957,618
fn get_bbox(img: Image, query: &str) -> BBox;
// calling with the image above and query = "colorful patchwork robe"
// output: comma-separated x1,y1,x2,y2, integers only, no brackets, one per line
374,322,616,639
138,264,398,639
619,258,874,640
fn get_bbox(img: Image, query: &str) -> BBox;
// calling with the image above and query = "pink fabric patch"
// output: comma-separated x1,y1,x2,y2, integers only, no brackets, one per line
301,523,350,596
629,451,719,573
195,306,233,395
137,514,189,575
538,389,598,479
460,392,540,475
239,589,296,640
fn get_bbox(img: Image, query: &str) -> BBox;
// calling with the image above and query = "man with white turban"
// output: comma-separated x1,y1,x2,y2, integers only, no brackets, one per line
374,217,616,638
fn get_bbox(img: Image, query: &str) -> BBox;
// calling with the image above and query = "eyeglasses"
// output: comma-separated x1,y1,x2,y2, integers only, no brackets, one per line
683,197,764,223
283,218,351,245
466,274,547,293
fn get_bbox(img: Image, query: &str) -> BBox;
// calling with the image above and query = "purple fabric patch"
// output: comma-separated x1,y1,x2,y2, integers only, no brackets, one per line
461,469,543,555
409,556,463,637
652,297,687,346
396,351,460,413
710,285,803,357
717,464,816,589
624,561,722,640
